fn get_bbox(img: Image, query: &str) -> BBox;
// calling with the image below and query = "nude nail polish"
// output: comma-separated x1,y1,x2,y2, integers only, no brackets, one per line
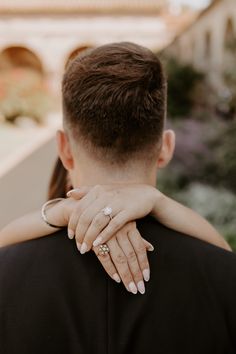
66,189,78,197
148,244,155,252
143,269,150,282
113,273,121,283
137,281,145,294
129,282,138,294
93,236,103,247
76,242,81,251
68,230,74,239
80,242,87,254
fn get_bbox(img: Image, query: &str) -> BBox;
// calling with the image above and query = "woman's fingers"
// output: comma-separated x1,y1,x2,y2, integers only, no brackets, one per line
67,187,91,199
81,203,122,253
107,238,138,294
74,199,119,253
93,228,153,294
142,238,155,252
67,186,124,253
93,211,128,247
67,185,100,240
68,208,81,240
116,230,145,294
75,211,108,253
93,246,121,284
128,228,151,282
67,192,97,241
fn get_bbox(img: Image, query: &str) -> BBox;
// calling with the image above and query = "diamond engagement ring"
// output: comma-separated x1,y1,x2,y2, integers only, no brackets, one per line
102,206,113,220
98,244,110,256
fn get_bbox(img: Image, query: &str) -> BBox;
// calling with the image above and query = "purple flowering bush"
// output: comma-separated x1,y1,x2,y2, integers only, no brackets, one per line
159,117,236,251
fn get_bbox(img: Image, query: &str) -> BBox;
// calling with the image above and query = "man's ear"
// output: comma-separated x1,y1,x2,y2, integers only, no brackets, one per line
56,130,74,171
157,130,176,169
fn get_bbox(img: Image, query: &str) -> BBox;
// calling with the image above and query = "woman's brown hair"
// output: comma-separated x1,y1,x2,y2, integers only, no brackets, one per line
48,158,71,200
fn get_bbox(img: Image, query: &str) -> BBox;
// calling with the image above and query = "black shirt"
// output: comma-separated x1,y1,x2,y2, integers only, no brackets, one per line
0,216,236,354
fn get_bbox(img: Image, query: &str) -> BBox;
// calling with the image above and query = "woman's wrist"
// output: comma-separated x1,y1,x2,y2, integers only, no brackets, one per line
151,188,166,217
45,198,72,228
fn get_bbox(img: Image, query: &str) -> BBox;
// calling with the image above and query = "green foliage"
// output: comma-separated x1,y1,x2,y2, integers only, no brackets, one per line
225,233,236,252
223,68,236,119
173,183,236,252
221,31,236,119
208,120,236,193
0,68,53,124
158,117,236,251
164,58,204,118
225,32,236,54
157,54,235,251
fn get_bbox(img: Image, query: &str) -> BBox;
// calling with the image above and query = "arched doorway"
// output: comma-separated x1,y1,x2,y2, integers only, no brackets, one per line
65,46,92,69
0,46,52,123
0,46,43,74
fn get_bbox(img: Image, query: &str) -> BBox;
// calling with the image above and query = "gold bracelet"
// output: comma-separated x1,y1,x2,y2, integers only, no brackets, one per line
41,198,65,229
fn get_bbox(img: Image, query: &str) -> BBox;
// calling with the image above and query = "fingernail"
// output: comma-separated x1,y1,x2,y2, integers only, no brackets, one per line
129,282,138,294
68,229,74,239
113,273,121,283
143,269,150,282
66,189,78,197
137,281,145,294
148,244,154,252
76,242,81,251
80,242,88,254
93,236,103,247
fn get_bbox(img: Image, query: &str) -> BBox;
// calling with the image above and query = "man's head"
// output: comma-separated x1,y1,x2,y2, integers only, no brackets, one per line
58,42,175,186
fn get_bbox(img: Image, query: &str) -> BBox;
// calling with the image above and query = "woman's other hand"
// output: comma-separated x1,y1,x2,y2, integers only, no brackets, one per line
93,221,154,294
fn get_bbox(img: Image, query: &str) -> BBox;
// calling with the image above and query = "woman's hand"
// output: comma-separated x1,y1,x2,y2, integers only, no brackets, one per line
66,184,161,252
93,221,154,294
47,196,155,294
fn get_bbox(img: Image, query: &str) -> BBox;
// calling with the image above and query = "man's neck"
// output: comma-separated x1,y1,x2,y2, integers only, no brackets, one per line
72,158,157,188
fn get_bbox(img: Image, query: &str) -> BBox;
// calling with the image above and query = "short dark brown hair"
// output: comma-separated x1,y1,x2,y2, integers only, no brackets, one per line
62,42,167,164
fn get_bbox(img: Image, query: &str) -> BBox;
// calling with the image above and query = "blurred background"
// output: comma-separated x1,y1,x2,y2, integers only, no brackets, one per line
0,0,235,250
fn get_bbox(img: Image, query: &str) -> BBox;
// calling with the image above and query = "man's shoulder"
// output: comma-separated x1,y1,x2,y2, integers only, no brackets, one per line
138,216,236,310
138,216,236,274
0,230,73,272
0,230,102,301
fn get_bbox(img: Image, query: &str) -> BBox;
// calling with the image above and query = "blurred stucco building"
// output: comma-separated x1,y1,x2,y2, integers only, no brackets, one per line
0,0,195,94
165,0,236,90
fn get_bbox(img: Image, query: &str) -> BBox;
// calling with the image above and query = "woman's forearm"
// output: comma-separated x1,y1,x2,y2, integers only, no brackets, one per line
152,190,231,251
0,212,57,247
0,200,69,248
0,185,231,253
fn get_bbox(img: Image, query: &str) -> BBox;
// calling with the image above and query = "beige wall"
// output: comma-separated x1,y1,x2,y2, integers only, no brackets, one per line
0,136,57,229
166,0,236,90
